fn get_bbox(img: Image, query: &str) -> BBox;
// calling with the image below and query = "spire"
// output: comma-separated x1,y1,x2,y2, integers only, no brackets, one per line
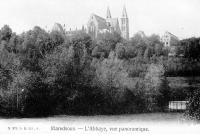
106,6,112,18
122,5,128,18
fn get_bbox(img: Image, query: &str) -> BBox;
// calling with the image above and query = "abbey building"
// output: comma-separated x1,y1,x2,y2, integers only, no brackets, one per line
86,6,129,40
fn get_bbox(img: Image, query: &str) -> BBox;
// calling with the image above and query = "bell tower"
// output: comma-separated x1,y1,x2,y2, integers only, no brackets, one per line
120,6,129,40
106,6,112,19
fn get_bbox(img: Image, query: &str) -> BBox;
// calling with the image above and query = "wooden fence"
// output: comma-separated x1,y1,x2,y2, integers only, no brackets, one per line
168,101,188,112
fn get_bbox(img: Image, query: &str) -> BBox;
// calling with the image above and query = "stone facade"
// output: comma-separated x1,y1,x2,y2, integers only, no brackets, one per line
161,31,179,47
52,23,86,37
87,6,129,40
161,31,179,56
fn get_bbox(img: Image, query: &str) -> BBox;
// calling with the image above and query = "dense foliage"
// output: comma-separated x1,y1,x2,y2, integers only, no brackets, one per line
186,88,200,120
0,25,199,118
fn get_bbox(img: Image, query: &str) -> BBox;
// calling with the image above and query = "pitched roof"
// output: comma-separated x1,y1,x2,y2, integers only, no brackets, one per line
93,14,106,22
109,18,119,28
91,14,108,30
165,31,179,40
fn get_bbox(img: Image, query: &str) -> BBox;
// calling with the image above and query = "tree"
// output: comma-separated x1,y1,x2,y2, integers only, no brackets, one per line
147,34,162,47
39,34,94,114
179,38,200,60
19,26,54,71
0,49,21,116
124,44,137,59
91,46,104,58
96,32,122,55
6,33,23,53
186,88,200,120
144,64,170,111
144,47,151,61
129,32,148,57
116,43,125,59
0,25,12,42
50,30,65,46
155,43,163,56
130,31,147,46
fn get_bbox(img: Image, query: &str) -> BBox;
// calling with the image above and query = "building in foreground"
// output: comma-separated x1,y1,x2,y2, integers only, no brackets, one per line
86,6,129,40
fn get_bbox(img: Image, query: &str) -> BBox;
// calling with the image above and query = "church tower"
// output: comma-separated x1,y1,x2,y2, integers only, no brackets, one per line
106,7,112,29
106,7,112,19
120,6,129,40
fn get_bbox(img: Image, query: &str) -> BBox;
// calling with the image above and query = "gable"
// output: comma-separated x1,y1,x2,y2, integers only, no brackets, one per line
87,14,108,30
106,18,120,33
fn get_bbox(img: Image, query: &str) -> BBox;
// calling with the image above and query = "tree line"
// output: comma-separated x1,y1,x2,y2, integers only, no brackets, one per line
0,25,199,119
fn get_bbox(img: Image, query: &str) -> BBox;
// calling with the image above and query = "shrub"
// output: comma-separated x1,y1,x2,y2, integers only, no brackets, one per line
22,73,55,117
186,88,200,120
144,64,170,112
116,43,126,59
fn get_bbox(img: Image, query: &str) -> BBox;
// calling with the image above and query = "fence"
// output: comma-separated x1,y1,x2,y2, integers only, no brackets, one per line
168,101,188,112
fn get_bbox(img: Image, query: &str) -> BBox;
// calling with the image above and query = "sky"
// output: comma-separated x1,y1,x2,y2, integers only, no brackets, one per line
0,0,200,39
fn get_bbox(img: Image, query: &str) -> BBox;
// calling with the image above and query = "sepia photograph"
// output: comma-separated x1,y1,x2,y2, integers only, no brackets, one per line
0,0,200,133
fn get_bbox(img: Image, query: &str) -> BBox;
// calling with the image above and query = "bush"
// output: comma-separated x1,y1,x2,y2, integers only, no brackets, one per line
0,25,178,117
186,88,200,120
144,64,170,112
22,74,55,117
116,43,126,59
